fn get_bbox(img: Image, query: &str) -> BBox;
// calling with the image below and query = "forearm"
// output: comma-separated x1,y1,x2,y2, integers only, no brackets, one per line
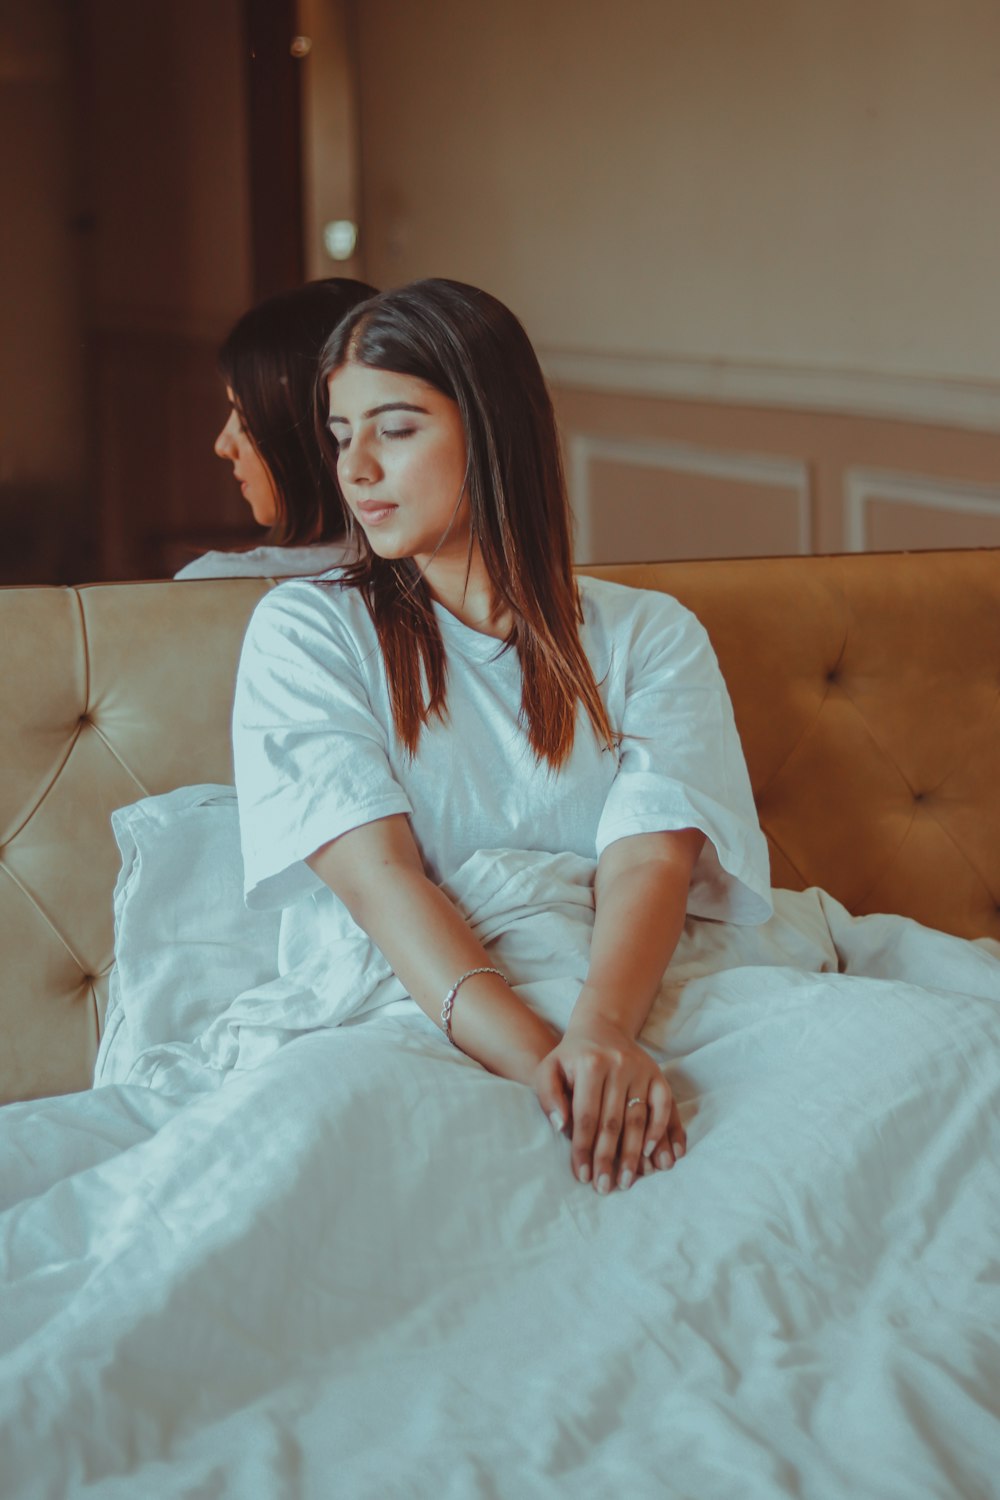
360,869,558,1082
570,830,704,1040
307,823,557,1084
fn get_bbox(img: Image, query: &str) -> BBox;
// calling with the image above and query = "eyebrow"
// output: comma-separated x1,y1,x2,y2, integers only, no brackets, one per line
327,401,430,426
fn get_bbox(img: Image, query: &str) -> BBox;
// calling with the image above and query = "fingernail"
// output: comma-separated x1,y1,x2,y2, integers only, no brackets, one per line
643,1139,655,1158
619,1169,633,1190
597,1173,611,1195
674,1141,686,1158
657,1150,673,1170
577,1163,591,1184
548,1110,564,1133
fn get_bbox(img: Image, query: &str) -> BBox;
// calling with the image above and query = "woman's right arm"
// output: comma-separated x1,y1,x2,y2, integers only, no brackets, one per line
237,592,556,1084
306,814,560,1086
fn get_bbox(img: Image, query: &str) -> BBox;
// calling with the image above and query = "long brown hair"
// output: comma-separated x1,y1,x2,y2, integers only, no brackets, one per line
316,279,614,768
220,277,376,545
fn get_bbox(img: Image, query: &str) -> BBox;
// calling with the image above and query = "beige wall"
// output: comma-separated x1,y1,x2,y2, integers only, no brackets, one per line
555,386,1000,563
355,0,1000,561
356,0,1000,395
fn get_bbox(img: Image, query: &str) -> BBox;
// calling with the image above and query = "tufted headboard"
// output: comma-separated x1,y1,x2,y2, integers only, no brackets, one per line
2,548,999,1104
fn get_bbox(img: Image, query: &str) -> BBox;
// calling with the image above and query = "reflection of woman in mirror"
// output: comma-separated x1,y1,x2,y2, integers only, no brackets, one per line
234,279,771,1195
175,277,376,579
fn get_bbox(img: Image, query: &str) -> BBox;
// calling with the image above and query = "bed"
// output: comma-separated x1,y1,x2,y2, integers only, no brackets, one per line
1,550,998,1499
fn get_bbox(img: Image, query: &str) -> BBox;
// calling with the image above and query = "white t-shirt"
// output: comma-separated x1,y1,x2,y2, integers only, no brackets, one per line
233,572,772,925
174,542,353,581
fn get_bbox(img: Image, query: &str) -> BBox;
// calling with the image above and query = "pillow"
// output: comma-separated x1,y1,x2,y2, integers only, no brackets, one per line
94,785,281,1085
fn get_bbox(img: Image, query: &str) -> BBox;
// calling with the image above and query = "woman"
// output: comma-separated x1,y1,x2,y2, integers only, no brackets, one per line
233,279,771,1192
175,276,376,579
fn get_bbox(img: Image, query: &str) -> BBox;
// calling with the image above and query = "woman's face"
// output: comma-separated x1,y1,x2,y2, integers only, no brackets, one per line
326,362,470,566
214,389,278,528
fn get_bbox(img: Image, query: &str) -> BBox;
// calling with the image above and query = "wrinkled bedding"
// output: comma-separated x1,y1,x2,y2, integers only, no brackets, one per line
2,852,999,1500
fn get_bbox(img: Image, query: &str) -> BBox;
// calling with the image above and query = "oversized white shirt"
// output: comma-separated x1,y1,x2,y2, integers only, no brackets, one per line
174,541,353,581
233,573,772,926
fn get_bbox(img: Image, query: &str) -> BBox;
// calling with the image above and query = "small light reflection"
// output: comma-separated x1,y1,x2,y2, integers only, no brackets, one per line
290,35,312,58
323,220,358,262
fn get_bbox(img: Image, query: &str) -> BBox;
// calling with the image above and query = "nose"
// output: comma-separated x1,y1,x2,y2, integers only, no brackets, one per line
338,431,380,487
214,411,239,461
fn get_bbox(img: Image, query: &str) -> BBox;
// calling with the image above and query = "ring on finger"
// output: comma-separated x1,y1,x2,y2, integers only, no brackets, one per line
626,1096,645,1110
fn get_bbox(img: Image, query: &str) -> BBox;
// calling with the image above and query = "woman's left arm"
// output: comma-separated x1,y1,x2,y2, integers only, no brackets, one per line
533,826,704,1193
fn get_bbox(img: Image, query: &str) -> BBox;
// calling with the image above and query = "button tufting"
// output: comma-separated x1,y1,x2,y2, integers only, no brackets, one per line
825,669,838,683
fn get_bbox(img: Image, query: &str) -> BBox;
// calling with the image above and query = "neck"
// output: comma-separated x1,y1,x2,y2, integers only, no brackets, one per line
417,543,510,639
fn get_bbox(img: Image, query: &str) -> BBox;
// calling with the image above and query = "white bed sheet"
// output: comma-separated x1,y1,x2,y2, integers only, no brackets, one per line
1,856,998,1500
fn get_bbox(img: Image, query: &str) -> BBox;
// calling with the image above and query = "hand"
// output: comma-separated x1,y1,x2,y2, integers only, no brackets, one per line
532,1015,686,1193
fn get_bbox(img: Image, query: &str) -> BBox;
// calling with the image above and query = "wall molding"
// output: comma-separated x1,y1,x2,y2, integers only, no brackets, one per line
844,467,1000,551
568,433,812,561
541,348,1000,434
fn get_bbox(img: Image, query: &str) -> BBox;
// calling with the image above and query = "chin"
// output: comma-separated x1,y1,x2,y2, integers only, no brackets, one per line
363,535,412,560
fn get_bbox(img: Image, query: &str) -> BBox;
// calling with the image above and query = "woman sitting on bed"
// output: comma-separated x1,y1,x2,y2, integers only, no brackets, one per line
176,276,376,579
233,278,772,1193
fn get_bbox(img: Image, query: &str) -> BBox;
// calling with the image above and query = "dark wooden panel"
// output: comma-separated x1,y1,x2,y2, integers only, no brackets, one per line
244,0,305,299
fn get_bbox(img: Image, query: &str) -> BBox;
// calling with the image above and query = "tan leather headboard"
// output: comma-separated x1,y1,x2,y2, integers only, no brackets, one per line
2,549,998,1104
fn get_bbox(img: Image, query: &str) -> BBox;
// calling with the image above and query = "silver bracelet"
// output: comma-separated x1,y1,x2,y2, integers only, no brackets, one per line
440,966,506,1045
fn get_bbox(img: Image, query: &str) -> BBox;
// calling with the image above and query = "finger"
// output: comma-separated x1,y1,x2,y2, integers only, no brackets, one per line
534,1056,571,1136
592,1084,628,1195
654,1096,686,1169
653,1098,688,1171
644,1077,674,1165
668,1095,687,1159
568,1064,605,1186
616,1091,648,1190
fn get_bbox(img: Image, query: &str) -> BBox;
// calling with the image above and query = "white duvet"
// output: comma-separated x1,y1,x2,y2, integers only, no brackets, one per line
2,851,999,1500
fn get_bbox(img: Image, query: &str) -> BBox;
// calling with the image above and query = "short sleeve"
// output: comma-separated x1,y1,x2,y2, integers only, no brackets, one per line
595,593,772,924
232,584,412,909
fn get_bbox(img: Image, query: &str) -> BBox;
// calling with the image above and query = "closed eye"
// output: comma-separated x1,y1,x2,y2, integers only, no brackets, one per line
328,423,416,453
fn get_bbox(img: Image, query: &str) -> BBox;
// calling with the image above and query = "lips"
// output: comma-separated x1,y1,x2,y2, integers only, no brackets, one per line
355,501,398,525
